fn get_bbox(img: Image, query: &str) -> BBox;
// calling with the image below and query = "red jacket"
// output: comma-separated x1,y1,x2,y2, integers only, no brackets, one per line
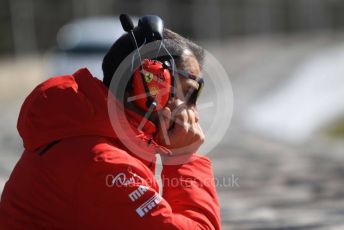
0,68,221,229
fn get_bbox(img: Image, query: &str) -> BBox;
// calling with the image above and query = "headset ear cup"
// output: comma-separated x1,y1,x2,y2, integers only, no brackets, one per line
158,68,171,109
130,59,171,111
131,68,149,111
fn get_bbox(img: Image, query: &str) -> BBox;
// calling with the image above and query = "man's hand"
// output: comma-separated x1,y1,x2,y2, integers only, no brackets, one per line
154,99,205,158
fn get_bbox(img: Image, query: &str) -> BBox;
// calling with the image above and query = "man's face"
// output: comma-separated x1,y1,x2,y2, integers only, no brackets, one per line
154,52,205,157
167,53,201,122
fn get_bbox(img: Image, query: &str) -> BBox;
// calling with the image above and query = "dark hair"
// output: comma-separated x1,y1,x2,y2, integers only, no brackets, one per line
102,28,204,88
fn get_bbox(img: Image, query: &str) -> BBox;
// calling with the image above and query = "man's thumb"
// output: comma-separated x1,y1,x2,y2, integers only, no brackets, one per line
155,107,172,145
160,107,171,131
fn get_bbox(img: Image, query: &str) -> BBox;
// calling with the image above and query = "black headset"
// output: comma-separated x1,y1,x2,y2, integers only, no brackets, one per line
118,14,204,117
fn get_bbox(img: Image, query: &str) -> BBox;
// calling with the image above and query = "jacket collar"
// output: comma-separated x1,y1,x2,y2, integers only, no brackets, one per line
125,108,156,136
122,107,172,157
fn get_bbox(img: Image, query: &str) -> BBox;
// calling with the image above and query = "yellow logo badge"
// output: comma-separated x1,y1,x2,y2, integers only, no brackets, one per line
149,86,158,96
144,72,153,83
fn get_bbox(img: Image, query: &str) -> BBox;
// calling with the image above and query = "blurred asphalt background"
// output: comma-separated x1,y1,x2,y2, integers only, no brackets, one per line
1,0,344,229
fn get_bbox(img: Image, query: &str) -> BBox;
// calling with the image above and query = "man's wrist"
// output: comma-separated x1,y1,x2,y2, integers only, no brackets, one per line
160,152,195,165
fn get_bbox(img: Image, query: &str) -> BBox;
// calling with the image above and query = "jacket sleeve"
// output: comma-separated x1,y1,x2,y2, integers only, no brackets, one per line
76,154,221,230
161,154,221,230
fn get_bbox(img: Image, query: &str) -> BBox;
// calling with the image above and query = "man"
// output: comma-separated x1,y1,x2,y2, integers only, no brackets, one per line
0,20,221,229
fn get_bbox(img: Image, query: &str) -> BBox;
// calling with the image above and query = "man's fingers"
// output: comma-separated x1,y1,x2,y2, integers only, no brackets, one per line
156,107,172,146
172,109,196,134
193,123,205,144
172,109,189,132
187,109,196,126
171,103,186,119
161,107,171,130
157,106,205,155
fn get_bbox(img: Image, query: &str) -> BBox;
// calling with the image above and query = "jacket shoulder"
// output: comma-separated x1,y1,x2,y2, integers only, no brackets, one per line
90,138,151,173
80,138,158,191
91,138,132,164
